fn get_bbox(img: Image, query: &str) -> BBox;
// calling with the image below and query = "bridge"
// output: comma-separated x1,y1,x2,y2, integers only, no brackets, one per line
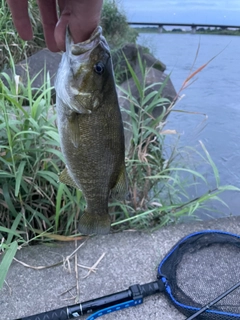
128,22,240,33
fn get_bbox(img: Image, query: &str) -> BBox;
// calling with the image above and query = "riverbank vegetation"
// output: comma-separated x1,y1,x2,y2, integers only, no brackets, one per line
0,0,45,71
0,0,138,71
1,50,238,243
1,0,240,287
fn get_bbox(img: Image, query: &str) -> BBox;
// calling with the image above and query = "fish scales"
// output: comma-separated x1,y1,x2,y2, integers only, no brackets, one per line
55,26,127,235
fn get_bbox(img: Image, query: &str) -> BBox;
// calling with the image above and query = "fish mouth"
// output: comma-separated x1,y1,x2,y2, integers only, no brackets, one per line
66,26,110,57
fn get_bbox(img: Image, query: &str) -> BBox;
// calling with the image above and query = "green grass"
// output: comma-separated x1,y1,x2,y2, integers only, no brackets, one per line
0,61,86,288
109,53,240,230
0,0,45,71
0,0,138,71
1,51,240,288
101,0,138,48
0,64,85,234
1,0,240,289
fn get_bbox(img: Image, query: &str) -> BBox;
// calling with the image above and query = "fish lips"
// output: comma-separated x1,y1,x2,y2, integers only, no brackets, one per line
66,26,109,57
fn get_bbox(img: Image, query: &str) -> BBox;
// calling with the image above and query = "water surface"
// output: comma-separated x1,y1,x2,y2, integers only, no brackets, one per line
138,33,240,218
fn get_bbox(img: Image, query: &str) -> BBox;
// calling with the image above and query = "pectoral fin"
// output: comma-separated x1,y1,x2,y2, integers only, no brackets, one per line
58,167,80,189
110,166,128,200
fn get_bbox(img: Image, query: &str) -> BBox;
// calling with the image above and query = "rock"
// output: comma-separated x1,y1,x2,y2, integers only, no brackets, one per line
117,67,177,153
145,68,176,118
2,44,167,99
112,43,166,84
2,45,176,156
142,52,166,72
1,49,62,94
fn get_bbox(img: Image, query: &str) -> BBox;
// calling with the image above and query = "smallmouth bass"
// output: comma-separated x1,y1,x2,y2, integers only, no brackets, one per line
55,27,127,235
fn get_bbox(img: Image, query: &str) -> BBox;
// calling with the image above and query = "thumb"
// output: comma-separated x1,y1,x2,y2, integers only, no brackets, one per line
54,9,70,51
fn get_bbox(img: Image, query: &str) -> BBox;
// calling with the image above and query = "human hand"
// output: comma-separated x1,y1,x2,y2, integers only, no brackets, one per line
7,0,103,52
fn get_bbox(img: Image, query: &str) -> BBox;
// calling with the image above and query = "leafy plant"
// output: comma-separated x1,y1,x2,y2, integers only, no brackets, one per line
0,61,87,287
101,0,138,48
111,53,240,230
0,0,138,71
1,43,239,289
0,65,85,235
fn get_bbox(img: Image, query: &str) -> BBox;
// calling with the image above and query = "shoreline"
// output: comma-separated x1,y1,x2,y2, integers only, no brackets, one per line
133,27,240,36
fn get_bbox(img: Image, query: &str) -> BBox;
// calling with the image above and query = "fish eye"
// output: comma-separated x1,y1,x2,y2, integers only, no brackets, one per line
94,62,105,75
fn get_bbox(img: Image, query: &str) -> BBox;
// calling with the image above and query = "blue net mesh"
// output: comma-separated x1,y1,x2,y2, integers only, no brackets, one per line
158,231,240,319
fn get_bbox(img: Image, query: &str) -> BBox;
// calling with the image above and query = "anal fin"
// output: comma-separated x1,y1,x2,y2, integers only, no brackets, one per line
110,166,128,200
58,167,80,189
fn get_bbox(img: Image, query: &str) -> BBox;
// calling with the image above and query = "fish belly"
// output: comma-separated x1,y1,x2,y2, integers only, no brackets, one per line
57,98,125,234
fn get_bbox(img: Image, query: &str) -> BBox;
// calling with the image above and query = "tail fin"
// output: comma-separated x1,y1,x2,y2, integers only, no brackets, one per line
78,210,111,235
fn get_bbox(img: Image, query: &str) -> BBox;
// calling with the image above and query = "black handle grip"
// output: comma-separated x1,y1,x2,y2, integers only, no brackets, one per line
17,306,68,320
140,280,165,298
15,280,164,320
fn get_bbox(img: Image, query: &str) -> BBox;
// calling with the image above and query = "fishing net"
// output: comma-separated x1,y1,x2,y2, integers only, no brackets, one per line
17,230,240,320
158,230,240,319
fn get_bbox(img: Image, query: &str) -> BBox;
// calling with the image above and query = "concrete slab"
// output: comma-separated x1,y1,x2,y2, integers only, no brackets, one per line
2,216,240,320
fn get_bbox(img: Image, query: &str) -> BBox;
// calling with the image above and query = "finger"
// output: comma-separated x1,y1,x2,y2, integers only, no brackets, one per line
55,0,103,51
37,0,59,52
68,0,103,43
7,0,33,40
54,4,71,51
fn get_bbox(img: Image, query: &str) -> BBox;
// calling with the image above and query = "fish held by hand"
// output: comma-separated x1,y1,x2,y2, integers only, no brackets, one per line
55,26,127,235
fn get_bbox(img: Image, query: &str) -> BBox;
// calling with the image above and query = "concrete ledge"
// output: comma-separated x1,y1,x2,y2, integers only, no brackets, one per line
2,215,240,320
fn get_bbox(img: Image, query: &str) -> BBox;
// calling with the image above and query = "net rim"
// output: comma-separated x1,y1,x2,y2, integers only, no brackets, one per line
158,230,240,319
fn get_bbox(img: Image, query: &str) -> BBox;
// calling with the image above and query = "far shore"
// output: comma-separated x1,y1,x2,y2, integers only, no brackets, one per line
133,27,240,36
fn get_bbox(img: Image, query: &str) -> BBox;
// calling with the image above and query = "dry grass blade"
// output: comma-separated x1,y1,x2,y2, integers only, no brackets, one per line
13,240,87,271
79,252,106,279
179,45,228,92
59,285,77,297
32,229,85,242
74,222,80,302
161,129,177,135
59,286,78,301
63,240,87,273
13,257,63,270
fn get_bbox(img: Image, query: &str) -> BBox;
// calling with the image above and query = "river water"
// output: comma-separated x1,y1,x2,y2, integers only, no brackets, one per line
137,33,240,219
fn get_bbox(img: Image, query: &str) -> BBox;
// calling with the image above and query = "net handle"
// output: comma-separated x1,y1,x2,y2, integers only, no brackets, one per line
185,280,240,320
